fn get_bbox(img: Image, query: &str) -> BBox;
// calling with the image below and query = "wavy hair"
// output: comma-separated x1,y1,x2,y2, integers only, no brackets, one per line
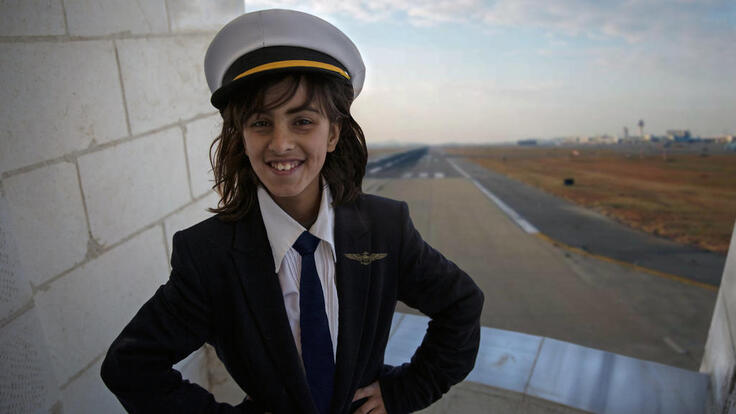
208,72,367,221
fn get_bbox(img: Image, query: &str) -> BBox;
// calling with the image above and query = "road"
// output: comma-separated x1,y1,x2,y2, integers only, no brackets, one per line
364,147,718,370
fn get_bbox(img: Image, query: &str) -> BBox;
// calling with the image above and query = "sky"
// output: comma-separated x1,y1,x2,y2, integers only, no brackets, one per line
244,0,736,144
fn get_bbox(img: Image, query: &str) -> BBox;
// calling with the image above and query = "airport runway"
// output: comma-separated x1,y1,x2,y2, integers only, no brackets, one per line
364,148,717,370
368,148,726,286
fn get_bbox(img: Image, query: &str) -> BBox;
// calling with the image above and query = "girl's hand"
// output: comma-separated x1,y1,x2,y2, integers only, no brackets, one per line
352,381,387,414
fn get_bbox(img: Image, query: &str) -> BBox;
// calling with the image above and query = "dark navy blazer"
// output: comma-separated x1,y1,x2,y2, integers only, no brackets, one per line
101,193,483,413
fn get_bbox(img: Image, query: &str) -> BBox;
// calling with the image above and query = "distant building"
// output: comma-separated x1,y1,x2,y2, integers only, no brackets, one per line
587,135,616,144
667,129,692,142
518,139,538,146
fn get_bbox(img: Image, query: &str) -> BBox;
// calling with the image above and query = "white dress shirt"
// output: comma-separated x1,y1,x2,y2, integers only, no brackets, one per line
256,183,339,360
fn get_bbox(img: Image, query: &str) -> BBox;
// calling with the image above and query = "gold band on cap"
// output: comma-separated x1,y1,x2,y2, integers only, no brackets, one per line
232,59,351,81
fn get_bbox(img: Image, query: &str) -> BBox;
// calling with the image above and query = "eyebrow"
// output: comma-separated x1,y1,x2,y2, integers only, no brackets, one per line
253,104,322,117
286,104,322,115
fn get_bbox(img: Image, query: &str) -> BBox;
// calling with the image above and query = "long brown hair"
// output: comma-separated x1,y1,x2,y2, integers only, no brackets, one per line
208,72,367,221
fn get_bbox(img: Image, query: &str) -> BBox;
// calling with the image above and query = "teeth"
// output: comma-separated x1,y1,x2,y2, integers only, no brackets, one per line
272,161,299,171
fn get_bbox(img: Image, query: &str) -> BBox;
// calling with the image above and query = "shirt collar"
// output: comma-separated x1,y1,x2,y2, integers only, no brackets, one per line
257,181,336,273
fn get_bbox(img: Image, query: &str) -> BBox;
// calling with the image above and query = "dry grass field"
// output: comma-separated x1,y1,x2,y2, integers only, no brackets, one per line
444,145,736,254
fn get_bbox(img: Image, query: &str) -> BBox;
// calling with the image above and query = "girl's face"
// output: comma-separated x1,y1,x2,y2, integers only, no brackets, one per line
242,78,340,210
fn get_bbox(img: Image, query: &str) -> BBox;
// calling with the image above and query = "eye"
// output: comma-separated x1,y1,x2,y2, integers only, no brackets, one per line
295,118,313,126
250,119,270,128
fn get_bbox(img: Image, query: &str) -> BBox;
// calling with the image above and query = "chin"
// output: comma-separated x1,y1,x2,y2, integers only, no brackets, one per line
263,183,305,199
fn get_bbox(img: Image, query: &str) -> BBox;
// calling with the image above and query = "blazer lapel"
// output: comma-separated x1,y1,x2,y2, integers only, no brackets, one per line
230,206,315,413
331,200,372,413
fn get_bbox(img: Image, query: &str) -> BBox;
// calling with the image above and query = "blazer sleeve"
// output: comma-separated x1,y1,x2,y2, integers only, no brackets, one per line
100,231,260,413
378,201,484,414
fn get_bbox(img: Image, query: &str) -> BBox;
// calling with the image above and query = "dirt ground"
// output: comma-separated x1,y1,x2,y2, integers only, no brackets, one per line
444,145,736,254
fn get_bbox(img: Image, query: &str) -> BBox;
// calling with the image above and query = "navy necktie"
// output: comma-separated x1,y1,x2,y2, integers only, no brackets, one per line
293,231,335,414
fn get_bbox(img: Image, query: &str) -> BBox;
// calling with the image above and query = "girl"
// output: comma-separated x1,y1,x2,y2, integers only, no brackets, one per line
101,9,483,414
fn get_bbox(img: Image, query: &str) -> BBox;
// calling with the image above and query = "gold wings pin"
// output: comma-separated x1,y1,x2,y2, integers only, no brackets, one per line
344,251,388,265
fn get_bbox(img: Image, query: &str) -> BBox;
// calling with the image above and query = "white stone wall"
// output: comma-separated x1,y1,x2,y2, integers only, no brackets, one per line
0,1,242,411
701,221,736,413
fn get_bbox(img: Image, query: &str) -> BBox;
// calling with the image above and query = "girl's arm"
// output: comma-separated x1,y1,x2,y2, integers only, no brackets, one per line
379,202,484,414
100,231,260,413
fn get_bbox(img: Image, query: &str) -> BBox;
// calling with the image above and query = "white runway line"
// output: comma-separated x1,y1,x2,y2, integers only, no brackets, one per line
434,172,445,179
418,172,429,178
402,172,413,178
447,158,539,234
368,166,383,174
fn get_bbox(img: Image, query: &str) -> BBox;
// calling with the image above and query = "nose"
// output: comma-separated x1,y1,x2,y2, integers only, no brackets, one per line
267,122,294,154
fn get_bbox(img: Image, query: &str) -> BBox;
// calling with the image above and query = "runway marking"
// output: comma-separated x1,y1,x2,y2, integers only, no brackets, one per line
448,158,539,234
534,232,717,291
369,166,382,174
401,172,413,178
418,172,429,178
434,172,445,179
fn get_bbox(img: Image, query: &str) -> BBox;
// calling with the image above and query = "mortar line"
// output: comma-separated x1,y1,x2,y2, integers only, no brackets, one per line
59,351,106,390
0,31,216,43
523,337,545,395
113,39,133,137
30,190,217,294
161,222,171,271
74,159,95,247
1,112,217,180
0,300,34,330
180,124,196,201
164,0,173,33
59,0,70,35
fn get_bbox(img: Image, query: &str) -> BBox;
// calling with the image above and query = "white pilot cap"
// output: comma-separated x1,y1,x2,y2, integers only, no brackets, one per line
204,9,366,110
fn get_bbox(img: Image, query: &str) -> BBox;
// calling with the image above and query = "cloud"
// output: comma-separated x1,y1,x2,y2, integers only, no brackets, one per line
247,0,734,45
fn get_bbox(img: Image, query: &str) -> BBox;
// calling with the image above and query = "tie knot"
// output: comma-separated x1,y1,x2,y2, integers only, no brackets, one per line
293,231,321,256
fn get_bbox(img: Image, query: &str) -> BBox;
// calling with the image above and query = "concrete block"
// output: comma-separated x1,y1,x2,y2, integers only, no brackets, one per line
0,197,32,320
0,308,60,413
167,0,243,32
62,358,125,413
2,162,89,286
116,36,214,134
0,0,65,36
164,191,218,257
519,397,593,414
719,222,736,358
34,226,169,384
0,41,128,173
420,382,522,414
175,347,209,388
65,0,168,36
528,337,707,414
700,296,736,414
78,128,190,246
185,115,221,197
467,326,542,393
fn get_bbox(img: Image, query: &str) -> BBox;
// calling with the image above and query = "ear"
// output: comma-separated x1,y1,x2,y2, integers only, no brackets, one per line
327,122,340,152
